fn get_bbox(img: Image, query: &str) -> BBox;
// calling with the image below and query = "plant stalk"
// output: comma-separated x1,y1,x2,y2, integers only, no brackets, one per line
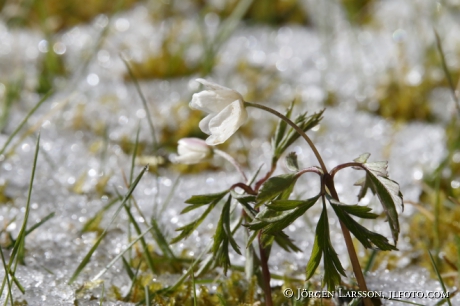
258,232,273,306
324,173,373,306
214,148,247,182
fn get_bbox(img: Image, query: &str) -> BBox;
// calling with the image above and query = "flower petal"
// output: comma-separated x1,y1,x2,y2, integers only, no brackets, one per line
205,100,248,145
178,138,210,155
190,91,230,113
174,152,208,164
198,114,215,135
190,79,244,114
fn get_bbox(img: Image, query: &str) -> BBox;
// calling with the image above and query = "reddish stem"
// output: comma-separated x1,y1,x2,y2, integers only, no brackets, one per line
258,232,273,306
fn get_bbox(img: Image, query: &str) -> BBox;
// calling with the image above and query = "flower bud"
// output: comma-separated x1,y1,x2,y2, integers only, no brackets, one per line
174,137,212,164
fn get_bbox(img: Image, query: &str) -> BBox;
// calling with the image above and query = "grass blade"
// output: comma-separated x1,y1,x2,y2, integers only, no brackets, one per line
92,225,154,281
2,134,41,296
434,29,460,115
192,272,197,306
0,91,52,156
145,285,151,306
68,165,148,285
428,250,452,306
0,246,14,305
25,212,55,236
121,57,158,149
150,218,176,259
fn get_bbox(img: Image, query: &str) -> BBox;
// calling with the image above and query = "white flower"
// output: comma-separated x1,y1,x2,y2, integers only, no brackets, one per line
190,78,248,145
174,138,212,164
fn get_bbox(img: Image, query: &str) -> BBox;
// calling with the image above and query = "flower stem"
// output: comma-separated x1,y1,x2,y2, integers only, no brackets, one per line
244,102,328,173
324,173,373,306
258,232,273,306
214,149,247,182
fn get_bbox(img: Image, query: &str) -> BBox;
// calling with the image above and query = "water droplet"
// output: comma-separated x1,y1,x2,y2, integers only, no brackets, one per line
87,73,99,86
38,40,48,53
115,18,130,32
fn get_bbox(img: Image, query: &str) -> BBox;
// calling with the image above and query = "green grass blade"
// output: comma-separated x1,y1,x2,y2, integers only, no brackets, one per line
92,225,154,281
158,175,180,215
99,282,105,306
3,134,41,297
0,246,14,306
121,256,134,280
150,217,176,259
192,272,197,306
0,91,52,156
121,57,158,149
456,235,460,287
130,125,141,185
68,165,148,285
123,259,142,302
428,250,452,306
364,249,378,274
122,203,157,274
25,212,55,236
434,29,460,115
81,196,121,233
145,285,151,306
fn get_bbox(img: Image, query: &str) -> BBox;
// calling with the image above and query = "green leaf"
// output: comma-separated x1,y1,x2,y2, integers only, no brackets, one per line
171,200,219,244
354,176,371,201
353,153,370,163
256,173,298,205
272,100,294,150
328,199,378,219
185,190,229,205
248,197,318,243
273,231,302,253
230,192,256,206
212,196,241,275
331,202,397,251
285,152,300,172
306,203,345,290
362,162,403,245
275,110,324,158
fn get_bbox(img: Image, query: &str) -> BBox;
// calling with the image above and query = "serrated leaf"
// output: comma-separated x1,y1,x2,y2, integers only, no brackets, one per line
306,203,345,290
274,231,302,253
285,152,299,172
331,202,397,251
353,153,370,163
274,110,324,159
246,229,259,248
213,195,240,275
261,197,319,235
256,173,298,205
365,161,389,177
273,100,294,150
354,175,371,201
222,196,241,255
266,199,306,211
230,191,256,205
185,190,229,205
328,198,378,219
362,163,403,244
171,201,219,244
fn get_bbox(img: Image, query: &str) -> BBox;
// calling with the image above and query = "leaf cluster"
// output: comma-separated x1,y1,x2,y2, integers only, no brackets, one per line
272,102,324,163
